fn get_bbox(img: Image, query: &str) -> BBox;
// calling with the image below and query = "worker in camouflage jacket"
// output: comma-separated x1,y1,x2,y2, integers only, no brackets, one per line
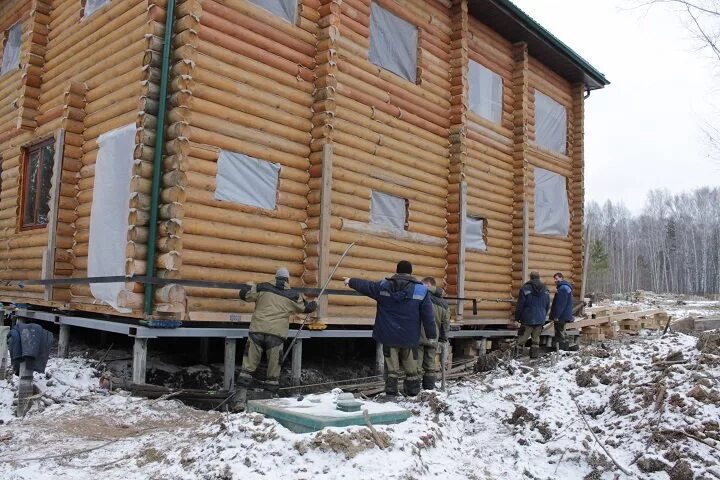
549,272,579,351
237,267,317,391
514,271,550,359
418,277,450,390
345,260,436,397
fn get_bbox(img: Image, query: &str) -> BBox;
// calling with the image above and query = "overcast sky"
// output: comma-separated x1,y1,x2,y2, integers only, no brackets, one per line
512,0,720,212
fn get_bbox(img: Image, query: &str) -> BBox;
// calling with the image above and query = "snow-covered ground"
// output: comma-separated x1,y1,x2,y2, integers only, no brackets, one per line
1,330,719,479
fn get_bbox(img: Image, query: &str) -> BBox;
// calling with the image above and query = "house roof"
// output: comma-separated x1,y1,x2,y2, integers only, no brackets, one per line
468,0,610,90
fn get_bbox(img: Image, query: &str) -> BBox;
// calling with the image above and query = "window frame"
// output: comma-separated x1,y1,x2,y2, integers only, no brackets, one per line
247,0,299,24
0,21,22,76
20,138,55,231
467,60,503,124
369,190,409,232
465,214,488,252
534,89,568,155
82,0,111,19
367,2,419,84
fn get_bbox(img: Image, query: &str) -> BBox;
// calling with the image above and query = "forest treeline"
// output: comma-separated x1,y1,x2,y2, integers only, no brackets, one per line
585,187,720,295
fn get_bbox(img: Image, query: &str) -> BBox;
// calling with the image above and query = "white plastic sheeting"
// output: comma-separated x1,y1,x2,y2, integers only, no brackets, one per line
368,2,417,83
468,61,503,124
534,91,567,155
0,23,22,75
88,124,136,312
84,0,110,17
534,167,570,236
370,191,406,231
248,0,297,23
215,150,280,210
464,215,487,251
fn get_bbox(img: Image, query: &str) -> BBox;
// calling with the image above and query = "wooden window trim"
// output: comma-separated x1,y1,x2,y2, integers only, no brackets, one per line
20,138,55,231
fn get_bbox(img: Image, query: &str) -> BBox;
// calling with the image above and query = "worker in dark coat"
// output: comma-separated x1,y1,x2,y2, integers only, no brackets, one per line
419,277,450,390
514,271,550,359
549,272,578,351
237,267,317,391
345,260,437,396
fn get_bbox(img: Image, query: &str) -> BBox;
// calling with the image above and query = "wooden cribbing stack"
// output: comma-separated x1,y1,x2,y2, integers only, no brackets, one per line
545,305,670,342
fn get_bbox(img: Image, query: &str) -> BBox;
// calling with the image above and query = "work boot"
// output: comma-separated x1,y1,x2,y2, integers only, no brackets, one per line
529,346,539,359
422,374,436,390
263,380,280,393
566,344,580,352
404,378,421,396
385,376,399,396
236,371,254,388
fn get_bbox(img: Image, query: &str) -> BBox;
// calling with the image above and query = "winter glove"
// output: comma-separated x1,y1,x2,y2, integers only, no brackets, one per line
304,300,318,314
238,284,251,300
343,277,351,286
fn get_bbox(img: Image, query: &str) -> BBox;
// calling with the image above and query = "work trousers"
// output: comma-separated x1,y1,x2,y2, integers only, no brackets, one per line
240,333,284,384
517,325,543,347
554,321,567,345
417,343,438,377
384,345,420,381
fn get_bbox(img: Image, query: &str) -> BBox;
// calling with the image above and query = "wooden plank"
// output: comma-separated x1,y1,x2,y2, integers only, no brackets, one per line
43,129,66,301
317,144,332,319
456,180,467,321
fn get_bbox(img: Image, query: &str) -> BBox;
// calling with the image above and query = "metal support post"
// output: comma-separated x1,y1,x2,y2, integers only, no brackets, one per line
291,338,303,386
375,342,384,376
58,324,70,358
200,337,209,364
224,338,236,390
0,325,9,380
17,361,33,417
132,338,148,384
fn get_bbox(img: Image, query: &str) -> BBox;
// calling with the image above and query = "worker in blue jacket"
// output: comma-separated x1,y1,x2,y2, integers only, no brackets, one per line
514,271,550,359
345,260,437,396
549,272,579,351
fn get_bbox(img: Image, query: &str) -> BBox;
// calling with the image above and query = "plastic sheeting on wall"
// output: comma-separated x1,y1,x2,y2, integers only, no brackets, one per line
248,0,297,23
368,2,417,83
534,91,567,155
0,23,22,75
370,191,406,231
534,167,570,236
465,215,487,251
215,150,280,210
88,124,136,312
468,61,503,124
84,0,110,17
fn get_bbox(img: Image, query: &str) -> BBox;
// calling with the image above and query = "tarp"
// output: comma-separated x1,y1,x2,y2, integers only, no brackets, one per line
248,0,297,23
468,61,503,124
368,2,417,83
534,167,570,236
0,22,21,74
465,215,487,251
88,124,136,312
215,150,280,210
534,91,567,155
84,0,109,17
370,191,406,230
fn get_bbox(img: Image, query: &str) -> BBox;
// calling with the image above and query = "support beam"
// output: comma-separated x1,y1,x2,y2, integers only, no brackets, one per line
17,361,33,417
199,337,209,364
291,338,303,386
375,342,384,376
58,324,70,359
0,325,9,380
224,338,236,390
317,144,333,320
456,181,467,321
132,338,148,384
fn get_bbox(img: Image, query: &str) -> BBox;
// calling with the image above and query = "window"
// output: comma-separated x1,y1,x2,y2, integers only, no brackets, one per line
0,22,21,75
534,167,570,236
368,2,417,83
465,215,487,251
21,139,55,229
370,191,407,231
84,0,110,17
534,90,567,155
468,61,503,124
248,0,297,23
215,150,280,210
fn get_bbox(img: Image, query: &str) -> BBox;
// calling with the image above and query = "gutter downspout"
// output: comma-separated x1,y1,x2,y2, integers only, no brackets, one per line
144,0,176,315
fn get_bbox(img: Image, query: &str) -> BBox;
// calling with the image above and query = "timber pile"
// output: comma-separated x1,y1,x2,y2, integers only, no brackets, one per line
553,305,670,341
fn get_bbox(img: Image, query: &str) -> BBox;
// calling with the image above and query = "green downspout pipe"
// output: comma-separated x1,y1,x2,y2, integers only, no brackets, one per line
144,0,176,315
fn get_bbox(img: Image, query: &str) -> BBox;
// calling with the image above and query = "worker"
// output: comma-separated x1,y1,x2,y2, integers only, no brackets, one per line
237,267,317,391
549,272,579,351
344,260,436,397
514,271,550,359
419,277,450,390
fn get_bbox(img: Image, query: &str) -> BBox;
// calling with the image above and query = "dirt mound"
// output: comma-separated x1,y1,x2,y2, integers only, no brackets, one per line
306,429,391,459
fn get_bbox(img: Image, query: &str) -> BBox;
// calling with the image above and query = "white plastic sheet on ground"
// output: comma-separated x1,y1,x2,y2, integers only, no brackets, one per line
468,61,503,124
88,124,136,312
0,23,22,75
368,2,417,83
83,0,109,17
534,90,567,155
370,191,406,231
215,150,280,210
248,0,297,23
465,215,487,251
534,167,570,236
